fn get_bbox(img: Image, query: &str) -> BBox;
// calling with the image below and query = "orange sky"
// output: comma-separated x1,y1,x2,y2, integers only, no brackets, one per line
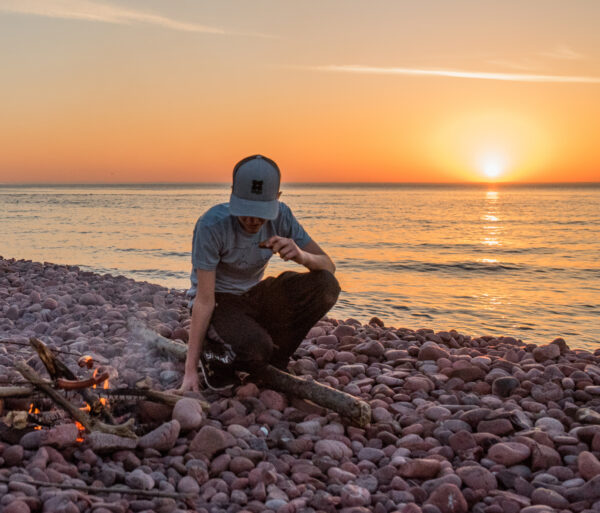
0,0,599,183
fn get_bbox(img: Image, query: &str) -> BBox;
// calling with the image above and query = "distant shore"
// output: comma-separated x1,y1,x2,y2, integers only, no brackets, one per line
2,255,600,513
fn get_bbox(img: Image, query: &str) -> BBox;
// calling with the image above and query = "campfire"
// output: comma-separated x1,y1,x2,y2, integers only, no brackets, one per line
1,337,198,441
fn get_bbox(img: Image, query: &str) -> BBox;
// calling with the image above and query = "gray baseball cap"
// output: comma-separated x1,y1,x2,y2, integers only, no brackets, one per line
229,155,281,220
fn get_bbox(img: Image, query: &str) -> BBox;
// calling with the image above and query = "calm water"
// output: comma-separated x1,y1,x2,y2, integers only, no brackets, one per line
1,184,598,349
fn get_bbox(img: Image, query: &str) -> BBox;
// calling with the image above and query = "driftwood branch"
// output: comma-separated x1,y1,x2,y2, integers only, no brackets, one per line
104,388,209,410
139,322,372,427
260,365,372,427
0,475,191,500
0,385,36,398
0,386,208,413
16,360,137,439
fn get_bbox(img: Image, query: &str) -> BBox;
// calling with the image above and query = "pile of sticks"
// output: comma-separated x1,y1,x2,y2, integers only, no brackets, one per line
1,338,206,438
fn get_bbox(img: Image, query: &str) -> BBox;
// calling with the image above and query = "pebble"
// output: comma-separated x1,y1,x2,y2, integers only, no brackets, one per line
426,483,468,513
137,420,180,452
314,439,353,460
398,459,441,479
172,398,205,430
488,442,531,466
578,451,600,480
190,425,236,457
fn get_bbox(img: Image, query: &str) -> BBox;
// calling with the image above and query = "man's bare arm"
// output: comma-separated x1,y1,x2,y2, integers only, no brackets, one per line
180,269,216,392
261,237,335,274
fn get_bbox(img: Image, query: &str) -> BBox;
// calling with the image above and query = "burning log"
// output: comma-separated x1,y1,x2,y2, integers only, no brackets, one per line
16,360,137,439
29,338,114,421
135,321,372,427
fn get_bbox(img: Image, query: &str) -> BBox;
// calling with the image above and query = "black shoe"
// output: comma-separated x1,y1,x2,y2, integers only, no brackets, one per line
199,338,238,391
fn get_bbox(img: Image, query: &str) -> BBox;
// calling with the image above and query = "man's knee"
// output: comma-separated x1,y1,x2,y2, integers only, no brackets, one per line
311,269,340,309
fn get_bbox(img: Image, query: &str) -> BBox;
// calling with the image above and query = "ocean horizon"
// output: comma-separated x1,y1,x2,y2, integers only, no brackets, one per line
1,182,599,188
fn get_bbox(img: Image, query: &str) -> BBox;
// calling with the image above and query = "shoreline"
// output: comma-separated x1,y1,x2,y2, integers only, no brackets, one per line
2,256,600,512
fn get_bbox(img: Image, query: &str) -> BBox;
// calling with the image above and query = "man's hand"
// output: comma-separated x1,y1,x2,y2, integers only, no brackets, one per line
260,236,305,264
180,368,200,392
261,237,336,273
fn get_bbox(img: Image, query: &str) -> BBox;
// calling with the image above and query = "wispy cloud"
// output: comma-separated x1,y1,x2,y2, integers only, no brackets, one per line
540,45,584,60
0,0,271,37
309,65,600,84
485,59,540,72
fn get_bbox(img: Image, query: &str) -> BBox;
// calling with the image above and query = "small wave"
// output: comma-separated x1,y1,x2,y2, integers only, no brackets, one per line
128,269,188,279
389,261,522,273
113,247,189,258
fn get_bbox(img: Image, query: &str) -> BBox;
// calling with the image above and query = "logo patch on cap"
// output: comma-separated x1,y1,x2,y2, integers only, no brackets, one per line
251,180,263,195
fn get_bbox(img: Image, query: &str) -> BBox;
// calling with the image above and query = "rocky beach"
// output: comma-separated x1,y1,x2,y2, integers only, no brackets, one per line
1,256,600,513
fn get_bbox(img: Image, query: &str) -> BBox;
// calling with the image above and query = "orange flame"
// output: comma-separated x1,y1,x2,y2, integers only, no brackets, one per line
28,403,43,430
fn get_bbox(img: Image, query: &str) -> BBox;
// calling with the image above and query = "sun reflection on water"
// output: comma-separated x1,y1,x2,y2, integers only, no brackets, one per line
481,190,502,248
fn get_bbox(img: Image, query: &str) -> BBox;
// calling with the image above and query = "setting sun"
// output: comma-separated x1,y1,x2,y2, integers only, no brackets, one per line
481,156,506,180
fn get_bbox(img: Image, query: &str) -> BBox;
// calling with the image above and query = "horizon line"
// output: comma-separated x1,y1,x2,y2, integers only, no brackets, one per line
1,181,599,187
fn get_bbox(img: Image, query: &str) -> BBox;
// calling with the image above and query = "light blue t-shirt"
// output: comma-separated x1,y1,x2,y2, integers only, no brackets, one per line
187,202,312,299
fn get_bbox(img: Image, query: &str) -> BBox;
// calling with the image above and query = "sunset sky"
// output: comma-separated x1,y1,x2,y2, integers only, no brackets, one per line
0,0,599,183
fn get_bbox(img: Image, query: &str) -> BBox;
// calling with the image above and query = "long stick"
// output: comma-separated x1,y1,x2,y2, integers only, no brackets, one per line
103,387,209,410
15,360,137,439
0,385,35,398
139,322,372,427
0,476,191,500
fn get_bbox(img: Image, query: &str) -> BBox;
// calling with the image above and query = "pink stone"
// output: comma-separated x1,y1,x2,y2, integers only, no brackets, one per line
418,342,450,361
43,423,79,448
397,458,441,479
229,456,254,474
456,465,497,491
425,406,452,421
190,425,236,457
2,500,31,513
328,467,356,483
530,382,563,403
488,442,531,466
449,430,477,452
316,335,338,347
177,475,200,494
531,443,561,470
340,484,371,507
578,451,600,480
259,390,287,411
449,365,486,381
531,487,569,509
333,325,356,338
306,326,325,338
477,419,514,436
42,297,58,310
172,397,205,431
171,326,189,342
532,344,561,362
236,382,260,399
404,376,435,393
138,419,180,452
426,483,468,513
372,407,394,423
314,439,352,460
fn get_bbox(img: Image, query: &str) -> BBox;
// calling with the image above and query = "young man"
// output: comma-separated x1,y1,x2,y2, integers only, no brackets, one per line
181,155,340,392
